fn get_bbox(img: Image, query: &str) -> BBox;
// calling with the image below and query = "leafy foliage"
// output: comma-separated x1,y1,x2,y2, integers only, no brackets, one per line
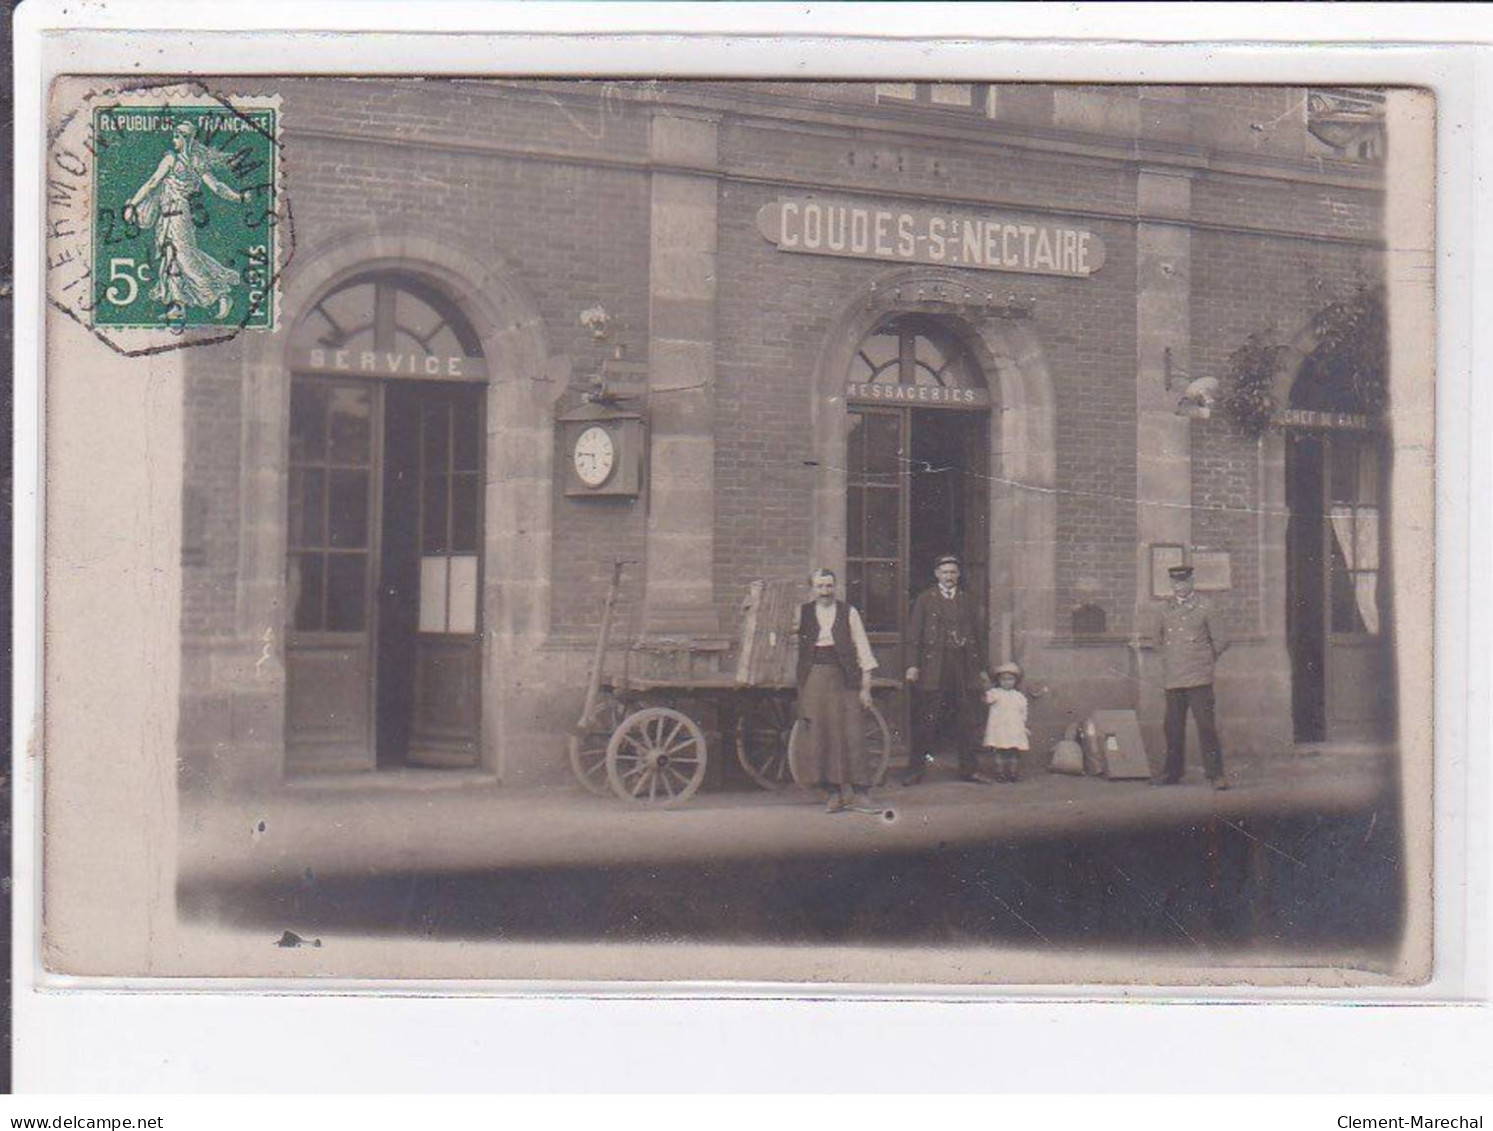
1222,284,1387,437
1306,284,1388,416
1221,329,1290,438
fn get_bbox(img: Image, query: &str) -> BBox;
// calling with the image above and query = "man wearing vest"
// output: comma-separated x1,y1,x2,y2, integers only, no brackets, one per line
795,568,881,814
1155,563,1232,790
902,554,993,785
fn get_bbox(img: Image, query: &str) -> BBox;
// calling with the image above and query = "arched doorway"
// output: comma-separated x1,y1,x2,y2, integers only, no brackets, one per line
284,270,489,773
843,314,992,675
1283,343,1391,743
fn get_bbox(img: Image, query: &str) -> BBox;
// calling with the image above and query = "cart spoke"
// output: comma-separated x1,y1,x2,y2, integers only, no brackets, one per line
629,768,652,798
661,717,683,750
664,732,699,757
659,768,677,798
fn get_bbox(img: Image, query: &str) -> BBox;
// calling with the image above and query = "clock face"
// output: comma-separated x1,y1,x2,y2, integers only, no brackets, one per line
573,425,616,488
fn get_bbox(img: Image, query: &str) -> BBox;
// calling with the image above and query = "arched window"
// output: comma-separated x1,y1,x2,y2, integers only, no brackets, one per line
293,271,484,363
848,315,981,391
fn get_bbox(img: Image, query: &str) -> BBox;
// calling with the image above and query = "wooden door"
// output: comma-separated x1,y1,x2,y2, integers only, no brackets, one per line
846,406,990,751
1322,432,1390,738
285,378,380,774
846,407,908,676
406,390,484,767
1287,429,1390,742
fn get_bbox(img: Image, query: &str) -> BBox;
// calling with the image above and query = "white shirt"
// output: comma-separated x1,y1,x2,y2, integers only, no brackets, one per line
938,584,958,600
813,601,878,672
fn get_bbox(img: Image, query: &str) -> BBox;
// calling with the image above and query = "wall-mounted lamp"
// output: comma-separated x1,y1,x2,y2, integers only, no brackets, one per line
1174,376,1219,419
1163,346,1218,418
579,304,612,341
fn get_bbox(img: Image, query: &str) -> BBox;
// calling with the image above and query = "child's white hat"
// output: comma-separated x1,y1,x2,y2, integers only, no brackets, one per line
994,661,1022,678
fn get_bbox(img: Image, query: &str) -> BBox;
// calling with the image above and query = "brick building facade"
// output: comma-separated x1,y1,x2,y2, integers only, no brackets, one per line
177,80,1389,794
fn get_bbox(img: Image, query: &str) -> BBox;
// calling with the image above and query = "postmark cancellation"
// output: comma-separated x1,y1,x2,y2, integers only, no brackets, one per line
47,80,287,353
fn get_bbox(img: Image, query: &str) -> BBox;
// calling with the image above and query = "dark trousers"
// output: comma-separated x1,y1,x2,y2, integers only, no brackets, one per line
912,686,980,775
1163,684,1224,782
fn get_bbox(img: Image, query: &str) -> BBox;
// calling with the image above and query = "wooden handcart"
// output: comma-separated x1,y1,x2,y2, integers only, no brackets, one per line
567,563,896,807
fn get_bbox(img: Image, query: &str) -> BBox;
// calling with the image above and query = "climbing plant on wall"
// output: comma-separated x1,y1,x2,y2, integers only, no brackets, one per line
1304,284,1389,416
1221,328,1290,438
1223,284,1388,438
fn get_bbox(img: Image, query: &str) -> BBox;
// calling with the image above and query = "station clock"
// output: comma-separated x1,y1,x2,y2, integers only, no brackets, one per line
558,400,645,498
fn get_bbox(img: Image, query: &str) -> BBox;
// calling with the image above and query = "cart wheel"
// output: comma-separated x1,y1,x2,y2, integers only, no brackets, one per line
568,696,628,796
734,697,799,791
606,707,708,807
787,702,893,789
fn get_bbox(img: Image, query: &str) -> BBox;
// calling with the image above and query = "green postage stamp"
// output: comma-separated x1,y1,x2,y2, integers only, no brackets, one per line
47,82,286,349
93,102,277,329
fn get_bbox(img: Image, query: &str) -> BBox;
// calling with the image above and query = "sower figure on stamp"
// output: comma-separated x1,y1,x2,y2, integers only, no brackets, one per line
795,569,881,814
902,554,993,786
1154,564,1232,790
122,121,246,322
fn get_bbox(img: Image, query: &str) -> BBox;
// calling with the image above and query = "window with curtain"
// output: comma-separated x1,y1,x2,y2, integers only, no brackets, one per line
1327,437,1381,636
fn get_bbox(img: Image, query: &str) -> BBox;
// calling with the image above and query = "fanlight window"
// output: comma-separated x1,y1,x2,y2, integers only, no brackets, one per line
290,271,483,362
849,316,979,389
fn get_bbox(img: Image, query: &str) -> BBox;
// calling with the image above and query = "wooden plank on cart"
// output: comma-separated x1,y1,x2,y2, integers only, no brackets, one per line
735,577,802,687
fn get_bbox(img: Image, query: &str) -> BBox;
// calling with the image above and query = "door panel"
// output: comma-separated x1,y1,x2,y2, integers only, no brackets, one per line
410,637,483,766
1287,430,1390,743
286,645,375,773
1323,434,1390,738
407,390,484,767
285,378,379,774
846,405,990,755
1286,434,1327,742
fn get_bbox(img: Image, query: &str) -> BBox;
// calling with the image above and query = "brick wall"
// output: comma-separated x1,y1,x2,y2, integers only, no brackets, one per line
176,78,1387,780
1189,228,1382,636
182,80,657,649
714,175,1139,637
1193,175,1382,239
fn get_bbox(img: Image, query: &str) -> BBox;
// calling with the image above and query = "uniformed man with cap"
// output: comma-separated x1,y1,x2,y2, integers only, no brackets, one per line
902,554,992,785
1156,563,1232,790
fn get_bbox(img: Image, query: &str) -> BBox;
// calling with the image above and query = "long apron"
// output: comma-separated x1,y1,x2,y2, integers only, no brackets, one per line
799,664,868,788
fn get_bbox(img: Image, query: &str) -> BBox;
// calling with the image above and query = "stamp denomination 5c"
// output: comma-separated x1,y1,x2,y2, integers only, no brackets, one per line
48,81,287,353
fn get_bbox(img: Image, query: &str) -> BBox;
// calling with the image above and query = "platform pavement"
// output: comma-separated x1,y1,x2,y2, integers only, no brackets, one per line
177,744,1398,887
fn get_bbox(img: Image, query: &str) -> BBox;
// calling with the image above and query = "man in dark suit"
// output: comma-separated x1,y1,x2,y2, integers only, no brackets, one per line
902,554,992,785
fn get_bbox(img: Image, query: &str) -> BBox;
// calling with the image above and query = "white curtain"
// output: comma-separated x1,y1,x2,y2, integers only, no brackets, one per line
1329,505,1380,635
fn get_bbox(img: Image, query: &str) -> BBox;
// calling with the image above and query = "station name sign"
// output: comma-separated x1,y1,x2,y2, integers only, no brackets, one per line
846,382,990,408
291,347,488,382
1275,408,1378,431
757,195,1105,278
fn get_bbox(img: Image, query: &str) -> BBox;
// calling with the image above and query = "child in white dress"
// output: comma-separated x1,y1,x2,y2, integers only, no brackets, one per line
982,662,1030,783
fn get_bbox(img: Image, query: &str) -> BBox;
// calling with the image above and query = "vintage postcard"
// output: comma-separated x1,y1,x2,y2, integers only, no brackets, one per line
34,66,1439,989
